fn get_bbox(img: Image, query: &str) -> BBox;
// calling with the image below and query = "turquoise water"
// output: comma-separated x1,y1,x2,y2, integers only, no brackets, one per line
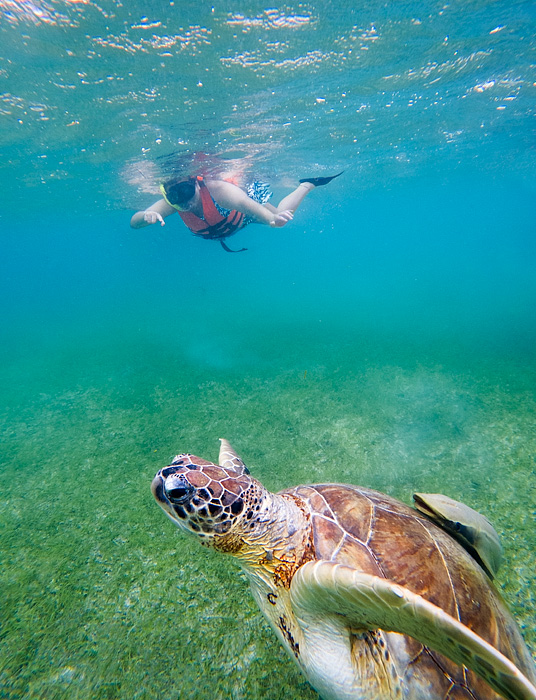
1,2,535,699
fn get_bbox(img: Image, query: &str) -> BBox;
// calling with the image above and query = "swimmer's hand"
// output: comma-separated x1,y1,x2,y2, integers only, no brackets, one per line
144,210,165,226
270,210,294,228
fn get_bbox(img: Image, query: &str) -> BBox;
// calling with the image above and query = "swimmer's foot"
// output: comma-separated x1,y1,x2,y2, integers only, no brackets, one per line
299,171,344,187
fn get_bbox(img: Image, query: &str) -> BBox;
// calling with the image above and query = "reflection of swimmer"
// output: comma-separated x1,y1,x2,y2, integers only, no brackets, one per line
130,172,343,252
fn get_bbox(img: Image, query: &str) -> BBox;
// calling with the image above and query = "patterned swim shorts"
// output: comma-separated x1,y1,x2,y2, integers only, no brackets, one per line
214,181,273,227
246,181,273,205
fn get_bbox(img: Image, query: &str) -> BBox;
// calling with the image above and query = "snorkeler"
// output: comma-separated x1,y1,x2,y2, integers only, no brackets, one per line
130,172,343,252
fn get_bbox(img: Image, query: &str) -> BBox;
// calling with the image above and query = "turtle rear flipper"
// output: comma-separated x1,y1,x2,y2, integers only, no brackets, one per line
291,561,536,700
413,493,503,578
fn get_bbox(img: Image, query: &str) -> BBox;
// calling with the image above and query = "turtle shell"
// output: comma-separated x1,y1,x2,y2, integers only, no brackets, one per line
283,483,536,700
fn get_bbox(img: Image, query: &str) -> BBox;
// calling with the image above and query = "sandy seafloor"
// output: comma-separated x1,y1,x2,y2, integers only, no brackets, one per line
1,1,536,698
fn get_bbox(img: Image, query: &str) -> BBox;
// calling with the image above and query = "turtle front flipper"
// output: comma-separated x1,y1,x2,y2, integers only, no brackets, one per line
291,561,536,700
218,438,250,474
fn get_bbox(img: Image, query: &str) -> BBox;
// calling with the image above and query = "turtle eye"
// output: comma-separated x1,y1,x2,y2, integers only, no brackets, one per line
164,474,195,505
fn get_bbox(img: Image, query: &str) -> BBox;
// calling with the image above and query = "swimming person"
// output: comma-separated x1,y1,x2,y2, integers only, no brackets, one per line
130,172,343,252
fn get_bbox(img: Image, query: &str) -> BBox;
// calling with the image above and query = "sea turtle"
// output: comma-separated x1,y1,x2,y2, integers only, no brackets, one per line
151,439,536,700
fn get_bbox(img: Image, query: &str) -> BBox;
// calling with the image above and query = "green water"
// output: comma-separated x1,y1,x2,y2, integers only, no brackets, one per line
1,305,535,699
1,0,535,698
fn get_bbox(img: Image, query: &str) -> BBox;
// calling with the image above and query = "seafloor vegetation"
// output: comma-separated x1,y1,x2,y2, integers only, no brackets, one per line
1,337,534,699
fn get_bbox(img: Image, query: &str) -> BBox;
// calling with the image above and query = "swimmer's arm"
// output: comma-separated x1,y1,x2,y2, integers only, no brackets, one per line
206,180,293,228
130,198,176,228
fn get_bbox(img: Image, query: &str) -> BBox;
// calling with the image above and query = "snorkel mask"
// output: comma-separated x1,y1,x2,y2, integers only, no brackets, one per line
160,179,196,211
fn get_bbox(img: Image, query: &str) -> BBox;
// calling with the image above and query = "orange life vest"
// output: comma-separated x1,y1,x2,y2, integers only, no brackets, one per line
178,176,245,241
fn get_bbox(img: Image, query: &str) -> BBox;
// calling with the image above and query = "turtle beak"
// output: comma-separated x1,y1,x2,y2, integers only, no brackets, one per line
151,472,167,505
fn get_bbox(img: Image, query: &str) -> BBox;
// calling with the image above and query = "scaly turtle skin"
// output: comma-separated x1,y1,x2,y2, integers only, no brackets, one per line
151,439,536,700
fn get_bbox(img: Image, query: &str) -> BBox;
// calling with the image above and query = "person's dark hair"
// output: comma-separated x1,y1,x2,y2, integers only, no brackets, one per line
163,179,196,207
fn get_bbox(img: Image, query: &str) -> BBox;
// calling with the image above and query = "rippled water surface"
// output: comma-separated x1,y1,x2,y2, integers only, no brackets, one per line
1,1,535,698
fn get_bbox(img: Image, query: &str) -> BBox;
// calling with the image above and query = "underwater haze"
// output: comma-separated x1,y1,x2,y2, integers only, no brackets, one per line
1,1,535,699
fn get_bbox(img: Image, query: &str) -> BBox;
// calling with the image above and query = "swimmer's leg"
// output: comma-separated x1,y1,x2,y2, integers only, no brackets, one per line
272,182,314,214
262,172,343,217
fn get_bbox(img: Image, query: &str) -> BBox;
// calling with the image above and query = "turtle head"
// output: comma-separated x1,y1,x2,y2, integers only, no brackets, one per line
151,439,268,547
